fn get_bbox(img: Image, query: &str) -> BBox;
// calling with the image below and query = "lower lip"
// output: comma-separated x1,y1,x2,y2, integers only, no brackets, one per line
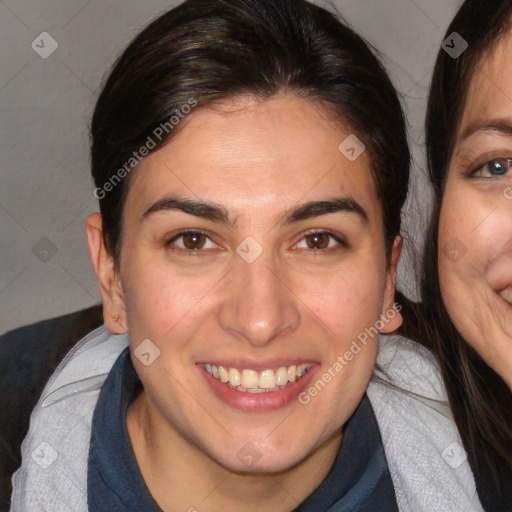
199,365,318,412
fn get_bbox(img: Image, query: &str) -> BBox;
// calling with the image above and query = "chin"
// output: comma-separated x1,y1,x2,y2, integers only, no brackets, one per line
207,439,310,475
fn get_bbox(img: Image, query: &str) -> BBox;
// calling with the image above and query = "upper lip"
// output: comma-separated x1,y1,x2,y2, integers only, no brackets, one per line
196,359,317,370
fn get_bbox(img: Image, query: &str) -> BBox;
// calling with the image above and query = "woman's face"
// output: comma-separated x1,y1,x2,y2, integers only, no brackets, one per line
92,94,401,474
439,31,512,388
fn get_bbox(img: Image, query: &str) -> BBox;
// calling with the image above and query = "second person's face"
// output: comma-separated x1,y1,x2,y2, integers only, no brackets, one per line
438,30,512,388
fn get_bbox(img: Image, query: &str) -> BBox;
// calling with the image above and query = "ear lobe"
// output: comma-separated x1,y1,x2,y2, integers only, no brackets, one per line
379,236,403,334
85,213,127,333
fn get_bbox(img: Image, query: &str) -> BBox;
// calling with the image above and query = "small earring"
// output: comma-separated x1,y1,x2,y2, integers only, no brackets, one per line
113,314,120,323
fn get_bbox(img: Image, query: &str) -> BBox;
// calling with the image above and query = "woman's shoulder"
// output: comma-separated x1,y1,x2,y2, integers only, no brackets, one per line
8,317,128,511
367,333,483,512
375,333,446,401
0,306,103,510
0,305,104,402
0,305,105,454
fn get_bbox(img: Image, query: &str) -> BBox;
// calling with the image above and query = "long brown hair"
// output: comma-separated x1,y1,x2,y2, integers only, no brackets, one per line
420,0,512,507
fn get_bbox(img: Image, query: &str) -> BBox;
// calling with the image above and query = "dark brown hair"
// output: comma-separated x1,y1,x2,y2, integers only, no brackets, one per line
421,0,512,507
90,0,410,265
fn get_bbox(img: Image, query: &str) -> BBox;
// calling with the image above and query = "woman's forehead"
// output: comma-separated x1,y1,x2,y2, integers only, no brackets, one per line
458,30,512,139
126,95,379,222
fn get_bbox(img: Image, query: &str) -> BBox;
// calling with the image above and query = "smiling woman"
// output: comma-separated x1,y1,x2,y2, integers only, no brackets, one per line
113,95,388,429
417,1,512,510
3,0,482,511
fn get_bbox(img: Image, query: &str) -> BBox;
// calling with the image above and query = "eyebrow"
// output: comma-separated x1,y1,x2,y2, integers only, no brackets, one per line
277,197,368,226
142,196,368,228
460,118,512,142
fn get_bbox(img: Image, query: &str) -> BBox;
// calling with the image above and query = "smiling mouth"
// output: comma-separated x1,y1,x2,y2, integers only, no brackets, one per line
203,363,313,393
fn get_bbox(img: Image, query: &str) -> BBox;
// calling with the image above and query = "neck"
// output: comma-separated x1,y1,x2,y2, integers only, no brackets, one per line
126,390,342,512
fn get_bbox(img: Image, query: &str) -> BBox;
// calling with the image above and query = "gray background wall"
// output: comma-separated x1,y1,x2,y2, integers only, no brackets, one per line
0,0,462,334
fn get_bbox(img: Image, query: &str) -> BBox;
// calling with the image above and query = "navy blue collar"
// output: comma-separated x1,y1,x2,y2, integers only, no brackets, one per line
88,348,397,511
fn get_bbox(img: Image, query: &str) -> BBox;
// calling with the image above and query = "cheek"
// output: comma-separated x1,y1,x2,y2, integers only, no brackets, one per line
439,187,485,286
297,262,386,341
122,256,222,342
438,189,473,247
439,188,509,282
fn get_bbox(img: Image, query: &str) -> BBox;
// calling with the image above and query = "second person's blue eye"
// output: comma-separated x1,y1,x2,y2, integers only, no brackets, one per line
473,158,512,177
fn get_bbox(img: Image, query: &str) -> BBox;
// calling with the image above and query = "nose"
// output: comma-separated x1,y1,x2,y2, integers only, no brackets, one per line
218,255,301,347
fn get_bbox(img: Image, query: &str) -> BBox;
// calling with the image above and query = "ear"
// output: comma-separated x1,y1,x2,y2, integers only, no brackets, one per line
379,235,403,333
85,213,127,334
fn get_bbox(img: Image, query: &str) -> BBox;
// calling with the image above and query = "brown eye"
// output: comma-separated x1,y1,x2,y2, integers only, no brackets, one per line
181,232,207,250
165,230,216,253
304,232,331,249
295,231,347,251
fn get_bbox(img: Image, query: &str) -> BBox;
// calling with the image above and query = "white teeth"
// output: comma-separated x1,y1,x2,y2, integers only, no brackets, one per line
259,369,275,389
275,367,288,386
204,363,313,392
241,369,259,389
229,368,241,386
500,287,512,305
218,365,229,383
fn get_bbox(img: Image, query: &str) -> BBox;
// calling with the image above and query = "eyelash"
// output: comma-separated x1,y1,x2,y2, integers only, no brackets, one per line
295,229,349,254
164,229,349,257
468,156,512,178
164,230,213,257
